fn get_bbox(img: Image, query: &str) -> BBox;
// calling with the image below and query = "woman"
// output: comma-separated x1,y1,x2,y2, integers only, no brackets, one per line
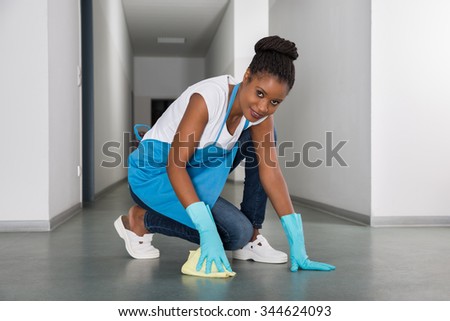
115,36,335,274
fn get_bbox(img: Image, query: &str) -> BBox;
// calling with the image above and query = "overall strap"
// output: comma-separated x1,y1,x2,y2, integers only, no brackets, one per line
134,124,151,141
214,82,241,142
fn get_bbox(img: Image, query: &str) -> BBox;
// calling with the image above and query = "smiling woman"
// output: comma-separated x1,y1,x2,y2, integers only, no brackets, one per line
237,73,289,122
114,35,336,277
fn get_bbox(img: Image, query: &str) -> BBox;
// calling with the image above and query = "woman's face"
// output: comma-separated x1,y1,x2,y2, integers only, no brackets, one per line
239,70,290,122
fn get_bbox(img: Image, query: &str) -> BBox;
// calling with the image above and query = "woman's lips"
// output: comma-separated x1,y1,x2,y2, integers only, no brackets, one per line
250,108,263,120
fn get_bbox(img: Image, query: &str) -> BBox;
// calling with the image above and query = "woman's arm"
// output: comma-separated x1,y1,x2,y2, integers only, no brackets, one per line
250,115,294,218
166,93,208,208
251,117,336,272
167,93,232,273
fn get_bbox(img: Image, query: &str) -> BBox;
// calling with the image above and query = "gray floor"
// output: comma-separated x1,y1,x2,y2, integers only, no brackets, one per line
1,181,450,301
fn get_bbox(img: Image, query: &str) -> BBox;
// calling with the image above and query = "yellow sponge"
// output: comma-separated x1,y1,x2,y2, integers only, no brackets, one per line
181,248,236,278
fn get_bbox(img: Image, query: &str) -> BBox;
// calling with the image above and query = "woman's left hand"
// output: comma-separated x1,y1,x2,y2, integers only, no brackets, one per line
281,213,335,272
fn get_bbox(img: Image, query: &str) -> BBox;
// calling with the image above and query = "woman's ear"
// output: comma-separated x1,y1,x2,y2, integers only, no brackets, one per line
243,68,251,83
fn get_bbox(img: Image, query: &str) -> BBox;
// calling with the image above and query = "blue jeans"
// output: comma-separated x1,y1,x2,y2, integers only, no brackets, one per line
129,128,270,251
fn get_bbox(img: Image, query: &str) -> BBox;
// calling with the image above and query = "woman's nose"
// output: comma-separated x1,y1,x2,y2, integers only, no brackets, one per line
257,101,269,114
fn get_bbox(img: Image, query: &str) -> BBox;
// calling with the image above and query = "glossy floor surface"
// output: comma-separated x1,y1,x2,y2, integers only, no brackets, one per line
1,181,449,301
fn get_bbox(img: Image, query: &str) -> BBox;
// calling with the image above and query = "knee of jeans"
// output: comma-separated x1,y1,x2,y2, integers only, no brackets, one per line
225,220,253,251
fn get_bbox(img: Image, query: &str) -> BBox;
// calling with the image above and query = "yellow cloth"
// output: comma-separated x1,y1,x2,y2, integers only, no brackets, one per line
181,248,236,278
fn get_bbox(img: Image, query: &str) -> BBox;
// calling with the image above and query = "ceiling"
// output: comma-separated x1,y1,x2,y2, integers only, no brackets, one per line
122,0,230,57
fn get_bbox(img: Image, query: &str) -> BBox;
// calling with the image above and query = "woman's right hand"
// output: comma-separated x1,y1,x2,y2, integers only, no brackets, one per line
197,224,231,274
186,201,232,274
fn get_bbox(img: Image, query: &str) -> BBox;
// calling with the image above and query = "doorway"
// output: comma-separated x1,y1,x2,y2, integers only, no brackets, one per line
81,0,94,202
151,99,174,126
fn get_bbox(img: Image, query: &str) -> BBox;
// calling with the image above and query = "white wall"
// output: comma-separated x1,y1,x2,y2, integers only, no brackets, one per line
205,0,269,80
0,0,81,230
205,0,234,77
133,57,206,126
0,0,50,225
134,57,206,99
93,0,134,194
269,0,372,216
371,0,450,224
48,0,82,219
233,0,269,80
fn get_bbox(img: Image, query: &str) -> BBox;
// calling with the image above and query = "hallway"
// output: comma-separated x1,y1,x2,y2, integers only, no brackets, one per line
1,181,449,301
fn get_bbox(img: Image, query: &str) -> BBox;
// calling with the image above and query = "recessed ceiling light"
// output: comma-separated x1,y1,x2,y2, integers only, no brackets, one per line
157,37,186,44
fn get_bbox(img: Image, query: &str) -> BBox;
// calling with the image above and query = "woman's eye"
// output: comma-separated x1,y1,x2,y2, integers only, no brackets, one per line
271,100,280,106
256,90,264,98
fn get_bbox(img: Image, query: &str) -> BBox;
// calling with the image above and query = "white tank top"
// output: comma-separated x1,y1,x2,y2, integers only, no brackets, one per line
142,75,267,150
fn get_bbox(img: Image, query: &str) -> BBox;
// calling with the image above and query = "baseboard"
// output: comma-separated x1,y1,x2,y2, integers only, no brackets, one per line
290,195,370,226
0,220,51,232
370,215,450,227
290,195,450,227
0,178,127,232
49,203,83,230
0,203,82,232
93,177,127,201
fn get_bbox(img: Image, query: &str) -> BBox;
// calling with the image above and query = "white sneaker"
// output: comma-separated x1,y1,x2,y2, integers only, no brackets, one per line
114,216,160,259
232,235,288,264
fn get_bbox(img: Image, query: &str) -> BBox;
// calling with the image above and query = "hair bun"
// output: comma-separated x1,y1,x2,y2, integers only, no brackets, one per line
255,35,299,61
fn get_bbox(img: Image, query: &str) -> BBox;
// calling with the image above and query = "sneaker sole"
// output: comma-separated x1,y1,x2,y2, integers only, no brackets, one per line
114,216,160,259
233,249,288,264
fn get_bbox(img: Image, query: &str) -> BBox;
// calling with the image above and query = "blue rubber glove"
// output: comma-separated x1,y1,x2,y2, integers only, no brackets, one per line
186,201,232,274
281,213,335,272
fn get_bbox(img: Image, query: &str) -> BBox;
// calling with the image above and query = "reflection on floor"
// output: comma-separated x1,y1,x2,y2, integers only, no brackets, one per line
1,181,449,300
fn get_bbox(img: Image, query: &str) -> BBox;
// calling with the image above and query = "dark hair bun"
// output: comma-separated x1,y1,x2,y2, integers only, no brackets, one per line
255,35,299,61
